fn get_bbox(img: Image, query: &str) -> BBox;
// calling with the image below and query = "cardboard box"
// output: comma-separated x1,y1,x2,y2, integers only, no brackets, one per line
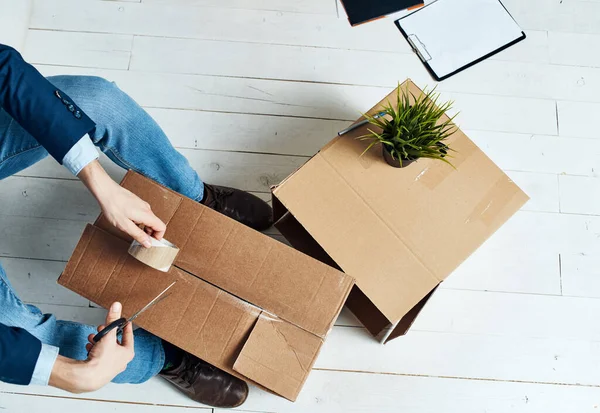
272,79,529,343
59,172,354,401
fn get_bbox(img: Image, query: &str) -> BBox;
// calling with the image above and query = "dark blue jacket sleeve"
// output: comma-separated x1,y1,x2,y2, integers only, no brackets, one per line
0,323,42,385
0,44,96,163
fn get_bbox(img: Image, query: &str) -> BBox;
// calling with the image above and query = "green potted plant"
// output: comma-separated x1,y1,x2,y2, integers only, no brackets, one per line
359,85,457,168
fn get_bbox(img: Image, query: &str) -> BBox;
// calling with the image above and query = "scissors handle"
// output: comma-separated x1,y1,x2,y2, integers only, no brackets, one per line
92,317,127,343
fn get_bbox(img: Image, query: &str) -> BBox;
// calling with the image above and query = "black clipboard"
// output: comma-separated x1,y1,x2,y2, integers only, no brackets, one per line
395,0,526,81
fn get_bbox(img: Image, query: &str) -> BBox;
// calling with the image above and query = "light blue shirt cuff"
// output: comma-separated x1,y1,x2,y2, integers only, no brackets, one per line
30,343,59,386
62,134,99,175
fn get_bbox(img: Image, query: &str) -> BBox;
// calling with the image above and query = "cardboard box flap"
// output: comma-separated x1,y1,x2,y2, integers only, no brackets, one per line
59,224,262,374
233,312,322,401
103,171,354,338
173,207,353,338
273,155,440,323
273,79,529,324
380,287,437,342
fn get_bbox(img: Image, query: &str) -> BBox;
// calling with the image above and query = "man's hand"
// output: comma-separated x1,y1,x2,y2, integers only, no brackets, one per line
84,302,135,388
49,302,135,394
78,160,166,247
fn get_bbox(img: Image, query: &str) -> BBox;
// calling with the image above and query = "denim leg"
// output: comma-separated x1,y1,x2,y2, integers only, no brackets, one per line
0,108,49,180
0,261,164,384
46,75,204,201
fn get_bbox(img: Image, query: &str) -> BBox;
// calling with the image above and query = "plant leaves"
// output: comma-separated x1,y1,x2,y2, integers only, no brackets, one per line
357,84,458,167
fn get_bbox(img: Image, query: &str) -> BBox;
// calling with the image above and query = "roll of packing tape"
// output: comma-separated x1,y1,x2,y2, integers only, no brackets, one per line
128,237,179,272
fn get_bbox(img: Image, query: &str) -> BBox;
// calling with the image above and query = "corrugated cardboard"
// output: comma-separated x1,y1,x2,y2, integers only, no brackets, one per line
272,79,529,343
59,172,354,401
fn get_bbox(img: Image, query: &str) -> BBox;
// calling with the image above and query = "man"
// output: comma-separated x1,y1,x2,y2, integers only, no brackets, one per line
0,43,273,408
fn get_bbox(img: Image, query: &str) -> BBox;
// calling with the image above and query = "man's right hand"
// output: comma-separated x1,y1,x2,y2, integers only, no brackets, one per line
49,302,135,394
78,160,166,248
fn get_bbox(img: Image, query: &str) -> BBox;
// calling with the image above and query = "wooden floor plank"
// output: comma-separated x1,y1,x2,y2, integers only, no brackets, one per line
0,392,211,412
506,170,560,213
14,148,306,194
145,107,345,156
128,34,427,83
34,303,106,326
37,65,559,136
0,257,88,307
24,30,598,105
316,327,600,387
496,29,550,64
468,130,600,177
39,65,380,121
549,31,600,68
128,34,591,103
0,215,85,261
3,368,600,413
503,0,600,35
31,0,402,52
24,26,552,70
0,378,200,409
413,288,600,341
29,0,580,60
222,369,600,412
561,253,600,298
24,29,133,70
557,100,600,139
141,0,337,15
442,60,600,104
444,243,561,295
0,176,99,222
0,0,32,50
481,210,600,257
559,175,600,215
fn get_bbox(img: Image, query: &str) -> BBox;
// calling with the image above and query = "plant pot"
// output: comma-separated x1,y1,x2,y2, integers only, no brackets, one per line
382,146,415,168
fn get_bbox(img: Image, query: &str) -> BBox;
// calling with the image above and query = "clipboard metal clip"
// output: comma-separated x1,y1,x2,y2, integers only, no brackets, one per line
407,34,432,62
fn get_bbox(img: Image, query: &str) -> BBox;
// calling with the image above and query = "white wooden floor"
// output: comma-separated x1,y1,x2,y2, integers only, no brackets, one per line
1,0,600,411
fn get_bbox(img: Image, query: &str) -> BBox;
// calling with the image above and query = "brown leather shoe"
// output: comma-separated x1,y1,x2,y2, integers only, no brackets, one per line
201,183,273,231
160,353,249,408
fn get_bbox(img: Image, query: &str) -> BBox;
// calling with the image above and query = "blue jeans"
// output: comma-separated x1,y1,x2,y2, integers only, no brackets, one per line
0,76,206,383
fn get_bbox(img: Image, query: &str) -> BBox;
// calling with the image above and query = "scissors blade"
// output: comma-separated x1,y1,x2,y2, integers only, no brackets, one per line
128,281,176,322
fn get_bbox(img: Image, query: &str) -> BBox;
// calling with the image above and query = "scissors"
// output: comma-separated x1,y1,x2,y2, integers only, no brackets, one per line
93,281,177,343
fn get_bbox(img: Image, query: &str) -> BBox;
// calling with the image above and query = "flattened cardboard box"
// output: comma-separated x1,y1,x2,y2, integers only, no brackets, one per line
59,172,354,401
272,79,529,343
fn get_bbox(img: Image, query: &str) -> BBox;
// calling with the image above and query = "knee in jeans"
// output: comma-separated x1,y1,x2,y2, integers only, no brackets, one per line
82,77,137,141
85,76,121,103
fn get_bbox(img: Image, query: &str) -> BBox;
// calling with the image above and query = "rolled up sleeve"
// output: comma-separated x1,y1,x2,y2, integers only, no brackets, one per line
62,134,99,176
29,343,60,386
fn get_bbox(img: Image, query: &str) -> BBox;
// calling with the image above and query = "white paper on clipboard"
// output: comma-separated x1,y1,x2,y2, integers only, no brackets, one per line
396,0,525,80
